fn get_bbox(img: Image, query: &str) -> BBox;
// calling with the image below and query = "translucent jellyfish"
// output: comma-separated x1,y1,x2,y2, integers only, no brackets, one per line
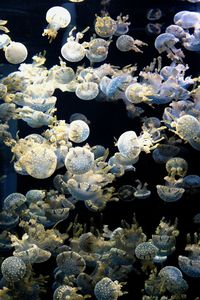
20,145,57,179
117,131,141,159
94,277,123,300
95,14,117,37
171,114,200,142
91,145,108,160
69,113,90,125
134,180,151,199
165,157,188,179
118,185,135,202
165,25,186,40
61,27,89,62
42,6,71,42
0,34,11,49
64,147,94,174
0,103,16,122
4,42,28,64
152,144,180,164
3,192,27,213
114,14,131,36
145,23,162,36
49,61,75,90
154,33,185,61
125,82,155,104
77,273,94,294
156,184,185,202
75,82,99,100
86,38,110,63
56,251,86,275
53,285,83,300
116,34,147,53
146,8,162,21
1,256,26,282
0,211,19,229
135,242,158,260
0,19,9,33
182,175,200,189
105,75,133,100
68,120,90,143
26,189,46,203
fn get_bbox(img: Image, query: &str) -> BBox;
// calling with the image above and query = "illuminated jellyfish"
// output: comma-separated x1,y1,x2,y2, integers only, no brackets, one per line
156,184,185,202
125,82,155,104
3,192,27,213
26,189,46,203
75,81,99,100
1,256,26,282
145,23,162,36
114,14,130,36
165,157,188,181
165,25,186,40
64,147,94,174
53,285,84,300
68,120,90,143
91,145,108,160
53,175,69,194
49,61,75,90
61,27,89,62
105,74,133,100
135,242,158,260
94,277,123,300
0,34,11,49
69,113,90,125
152,144,180,164
154,33,185,61
158,266,188,294
86,38,111,63
182,175,200,189
146,8,162,21
42,6,71,42
56,251,86,275
0,211,19,229
94,14,117,38
0,103,16,123
20,144,57,179
4,41,28,64
116,131,141,159
134,180,151,199
116,34,147,53
118,185,135,202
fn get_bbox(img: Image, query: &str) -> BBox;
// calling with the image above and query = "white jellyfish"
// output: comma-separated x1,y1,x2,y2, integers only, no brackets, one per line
116,131,141,159
42,6,71,42
69,120,90,143
116,34,147,53
4,42,28,64
75,81,99,100
65,147,94,174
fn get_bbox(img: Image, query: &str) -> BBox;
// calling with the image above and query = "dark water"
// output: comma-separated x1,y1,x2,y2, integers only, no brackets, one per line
0,0,200,299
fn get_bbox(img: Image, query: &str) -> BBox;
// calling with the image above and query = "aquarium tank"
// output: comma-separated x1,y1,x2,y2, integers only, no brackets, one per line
0,0,200,299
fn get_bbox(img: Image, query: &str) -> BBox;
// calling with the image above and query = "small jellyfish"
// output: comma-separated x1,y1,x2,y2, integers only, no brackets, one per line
156,184,185,202
69,113,90,125
182,175,200,189
56,251,86,275
75,82,99,100
116,34,147,53
115,14,131,36
146,23,162,36
134,180,151,199
95,14,117,38
118,185,135,202
105,75,132,100
4,42,28,64
53,285,83,300
135,242,158,260
152,144,180,164
0,211,19,229
1,256,26,282
69,120,90,143
125,82,154,104
146,8,162,21
86,38,110,63
172,114,200,142
0,34,11,49
165,157,188,179
94,277,123,300
64,147,94,174
117,131,141,159
42,6,71,42
3,192,26,213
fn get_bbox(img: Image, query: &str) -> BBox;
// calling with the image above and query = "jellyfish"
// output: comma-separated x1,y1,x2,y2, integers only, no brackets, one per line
165,157,188,180
86,38,110,63
145,23,162,36
182,175,200,189
61,27,89,62
156,184,185,202
125,82,155,104
68,120,90,143
118,185,135,202
77,272,95,294
75,81,99,100
116,131,141,159
56,251,86,275
114,14,131,36
146,8,162,21
0,211,19,229
42,6,71,42
94,14,117,38
64,146,94,174
69,113,90,125
53,285,84,300
135,242,158,260
134,180,151,199
3,192,27,213
154,33,185,61
4,41,28,64
0,34,11,49
116,34,147,53
152,144,180,164
165,25,186,40
94,277,123,300
1,256,26,283
105,74,133,100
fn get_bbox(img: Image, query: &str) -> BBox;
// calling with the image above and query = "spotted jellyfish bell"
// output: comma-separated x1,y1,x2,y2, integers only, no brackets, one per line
4,41,28,64
53,285,84,300
56,251,86,276
156,183,185,202
75,81,99,100
68,120,90,143
116,131,141,160
116,34,147,53
42,6,71,42
94,277,123,300
86,38,111,63
94,14,117,38
114,14,131,36
1,256,26,283
135,242,159,260
165,157,188,182
61,26,89,62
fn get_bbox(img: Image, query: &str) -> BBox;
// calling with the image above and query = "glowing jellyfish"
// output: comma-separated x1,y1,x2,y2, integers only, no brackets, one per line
86,38,110,63
65,147,94,174
20,145,57,179
3,193,26,213
117,131,141,159
118,185,135,202
165,157,188,179
146,8,162,21
106,75,132,100
75,82,99,100
125,82,154,104
95,15,117,37
56,251,86,275
146,23,162,36
0,34,11,49
69,120,90,143
116,34,147,53
172,114,200,142
115,14,131,36
94,277,123,300
156,185,185,202
1,256,26,282
53,285,84,300
134,180,151,199
135,242,158,260
42,6,71,42
4,42,28,64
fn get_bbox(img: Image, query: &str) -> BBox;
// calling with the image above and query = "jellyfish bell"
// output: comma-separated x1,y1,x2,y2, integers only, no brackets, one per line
4,41,28,64
95,15,117,38
116,34,147,53
75,82,99,100
61,40,86,62
156,184,185,202
64,147,94,174
117,131,141,159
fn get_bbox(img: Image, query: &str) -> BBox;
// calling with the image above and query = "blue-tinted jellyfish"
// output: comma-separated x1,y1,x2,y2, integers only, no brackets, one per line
145,23,162,36
146,8,162,21
156,184,185,202
135,242,158,260
118,185,135,202
75,82,99,100
95,15,117,38
1,256,26,283
65,147,94,174
3,192,27,213
53,285,83,300
91,145,108,160
94,277,123,300
25,189,46,203
165,24,186,40
77,272,95,294
116,34,147,53
193,213,200,224
0,211,19,229
56,251,86,276
105,74,133,100
68,120,90,143
182,175,200,189
152,144,180,164
115,14,130,36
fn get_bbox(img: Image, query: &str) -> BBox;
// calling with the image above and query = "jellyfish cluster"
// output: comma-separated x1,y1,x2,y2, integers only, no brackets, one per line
0,0,200,299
